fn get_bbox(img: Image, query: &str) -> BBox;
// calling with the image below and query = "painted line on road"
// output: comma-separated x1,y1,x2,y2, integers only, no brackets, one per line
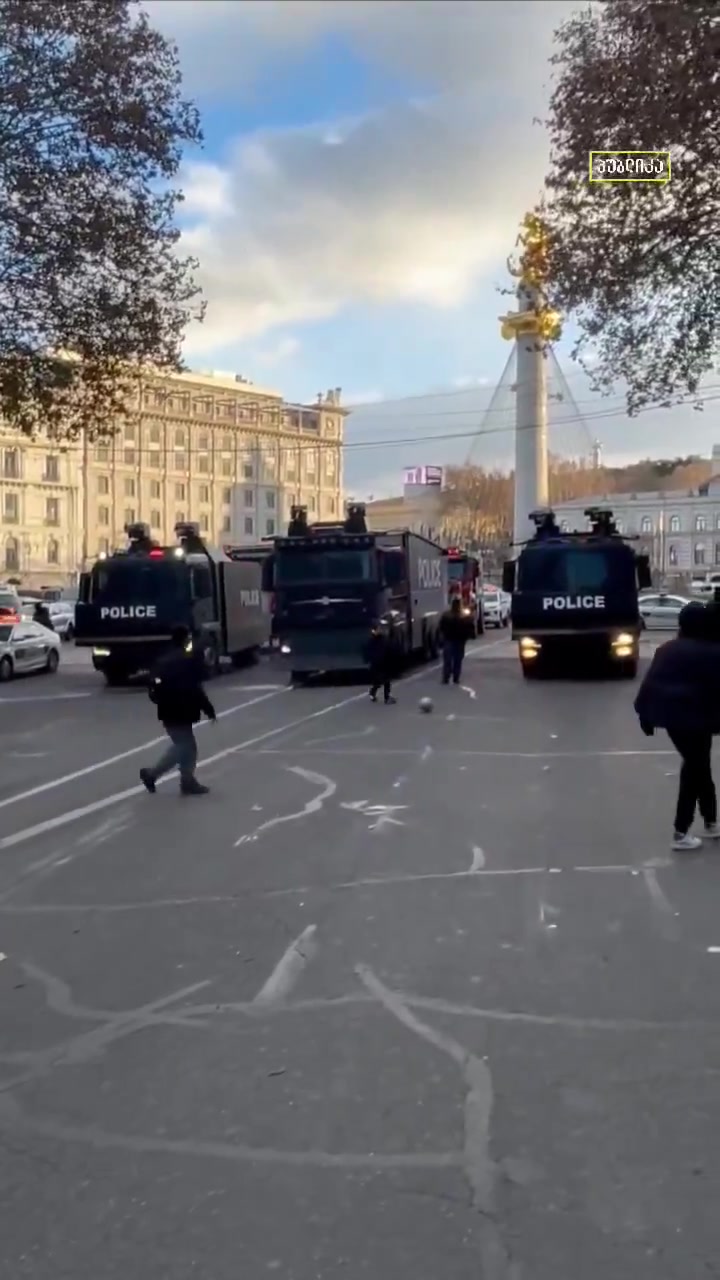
0,693,91,704
234,767,336,847
253,924,318,1006
0,655,453,850
257,747,675,759
0,688,287,815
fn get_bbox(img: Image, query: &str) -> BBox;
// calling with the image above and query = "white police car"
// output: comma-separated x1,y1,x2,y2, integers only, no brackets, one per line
0,616,61,681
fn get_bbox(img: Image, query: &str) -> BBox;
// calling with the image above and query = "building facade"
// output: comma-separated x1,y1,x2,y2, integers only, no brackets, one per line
0,371,346,586
554,445,720,577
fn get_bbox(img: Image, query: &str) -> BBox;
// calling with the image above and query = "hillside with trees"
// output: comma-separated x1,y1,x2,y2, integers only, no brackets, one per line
439,455,711,547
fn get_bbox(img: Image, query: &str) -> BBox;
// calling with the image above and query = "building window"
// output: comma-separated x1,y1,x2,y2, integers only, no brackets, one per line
175,482,186,501
198,454,209,473
47,538,59,565
148,450,160,468
243,462,253,480
198,434,209,451
308,495,316,513
223,436,233,452
149,424,161,444
306,451,316,475
3,493,19,523
124,508,136,527
266,491,275,509
96,445,110,464
265,518,275,536
150,509,161,529
696,515,707,532
222,488,231,505
222,515,231,533
244,516,254,536
221,457,233,477
668,543,678,566
44,455,60,482
98,538,109,556
125,423,136,441
4,537,19,572
669,515,681,533
694,542,706,566
45,498,59,525
175,510,185,525
174,452,186,472
200,513,209,533
98,506,109,526
98,475,109,495
326,451,336,478
124,477,135,498
286,458,296,479
3,449,20,479
150,480,161,499
715,543,720,564
244,489,254,507
199,484,210,503
640,516,652,534
328,497,336,515
124,447,136,466
175,429,186,447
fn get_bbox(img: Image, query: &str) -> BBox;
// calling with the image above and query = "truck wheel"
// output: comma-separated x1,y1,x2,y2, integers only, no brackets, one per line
620,658,639,679
231,649,257,670
521,660,540,680
290,670,307,686
104,668,129,687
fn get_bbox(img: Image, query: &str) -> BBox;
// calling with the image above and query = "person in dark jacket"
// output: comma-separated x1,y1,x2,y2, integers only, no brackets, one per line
364,621,396,704
634,601,720,850
139,625,216,796
33,602,54,631
439,597,475,685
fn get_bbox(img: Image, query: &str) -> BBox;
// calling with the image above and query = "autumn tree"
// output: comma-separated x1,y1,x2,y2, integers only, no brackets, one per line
0,0,203,439
541,0,719,416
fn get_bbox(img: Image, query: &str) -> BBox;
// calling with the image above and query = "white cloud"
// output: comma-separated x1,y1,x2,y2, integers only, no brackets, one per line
251,336,301,367
453,376,492,389
154,0,577,354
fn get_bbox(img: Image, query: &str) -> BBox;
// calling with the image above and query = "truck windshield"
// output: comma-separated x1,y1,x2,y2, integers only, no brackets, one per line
518,548,629,595
275,549,374,585
89,560,190,604
446,560,466,583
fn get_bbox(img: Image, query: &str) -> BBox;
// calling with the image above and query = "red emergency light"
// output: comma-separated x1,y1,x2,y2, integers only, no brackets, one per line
446,547,463,558
148,549,164,558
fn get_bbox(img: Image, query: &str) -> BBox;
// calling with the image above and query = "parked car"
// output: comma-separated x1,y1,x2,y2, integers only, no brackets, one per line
0,587,21,620
47,599,77,641
638,592,693,630
691,573,720,597
482,584,510,628
0,619,61,680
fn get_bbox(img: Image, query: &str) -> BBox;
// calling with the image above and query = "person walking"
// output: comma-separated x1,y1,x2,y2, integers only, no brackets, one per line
139,625,216,796
439,597,475,685
634,601,720,850
364,621,396,704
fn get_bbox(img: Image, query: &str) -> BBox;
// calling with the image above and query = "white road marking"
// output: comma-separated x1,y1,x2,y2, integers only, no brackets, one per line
253,925,318,1006
305,725,376,747
0,689,286,815
538,901,559,932
228,683,286,691
0,953,6,963
707,947,720,954
9,752,48,759
0,690,374,851
446,713,456,721
235,767,336,847
470,846,486,872
420,745,433,762
460,686,476,700
0,694,91,704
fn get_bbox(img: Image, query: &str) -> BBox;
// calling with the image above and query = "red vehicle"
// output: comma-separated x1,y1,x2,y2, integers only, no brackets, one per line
443,547,484,635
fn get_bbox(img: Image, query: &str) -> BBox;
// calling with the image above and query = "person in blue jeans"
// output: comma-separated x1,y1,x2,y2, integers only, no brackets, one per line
440,597,474,685
140,625,217,796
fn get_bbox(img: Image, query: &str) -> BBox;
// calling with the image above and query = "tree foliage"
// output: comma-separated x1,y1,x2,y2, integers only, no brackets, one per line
541,0,719,415
0,0,203,438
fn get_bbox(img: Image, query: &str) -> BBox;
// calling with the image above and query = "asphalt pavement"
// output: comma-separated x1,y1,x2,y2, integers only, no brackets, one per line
1,635,719,1279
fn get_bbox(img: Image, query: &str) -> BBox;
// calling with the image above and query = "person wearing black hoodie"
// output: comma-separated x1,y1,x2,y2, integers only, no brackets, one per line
439,597,475,685
139,624,216,796
364,621,396,704
634,601,720,851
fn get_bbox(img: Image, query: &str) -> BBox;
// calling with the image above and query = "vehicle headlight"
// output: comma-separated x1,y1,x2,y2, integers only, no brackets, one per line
519,636,540,655
280,644,292,655
93,647,110,657
612,633,634,648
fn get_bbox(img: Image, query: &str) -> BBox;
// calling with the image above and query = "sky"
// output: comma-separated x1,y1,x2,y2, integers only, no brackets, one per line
145,0,720,498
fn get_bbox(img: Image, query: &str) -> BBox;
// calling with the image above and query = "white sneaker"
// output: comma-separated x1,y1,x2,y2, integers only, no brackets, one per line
704,824,720,839
672,832,703,852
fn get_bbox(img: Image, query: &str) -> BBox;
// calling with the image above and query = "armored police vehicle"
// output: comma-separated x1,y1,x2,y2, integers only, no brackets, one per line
271,503,446,682
75,522,272,685
502,507,652,679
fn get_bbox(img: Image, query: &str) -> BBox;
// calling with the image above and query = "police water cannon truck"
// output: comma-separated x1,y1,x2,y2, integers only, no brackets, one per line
75,522,273,685
442,546,484,636
270,503,446,683
502,506,652,679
